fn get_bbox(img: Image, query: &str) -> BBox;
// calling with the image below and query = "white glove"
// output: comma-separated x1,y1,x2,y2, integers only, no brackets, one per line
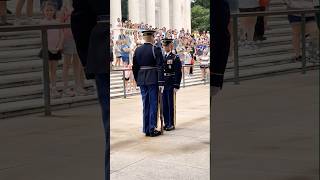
212,86,221,97
159,86,164,93
174,88,179,93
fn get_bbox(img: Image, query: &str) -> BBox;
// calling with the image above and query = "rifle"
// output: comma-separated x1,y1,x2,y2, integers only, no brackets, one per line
158,90,164,134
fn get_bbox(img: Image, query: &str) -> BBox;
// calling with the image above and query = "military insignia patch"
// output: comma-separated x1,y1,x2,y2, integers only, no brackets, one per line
167,59,173,64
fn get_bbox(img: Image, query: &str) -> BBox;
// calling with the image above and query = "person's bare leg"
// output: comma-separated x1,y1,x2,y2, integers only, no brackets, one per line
49,61,53,86
26,0,33,18
51,61,58,88
16,0,25,19
291,23,301,58
201,68,205,80
245,16,256,42
62,54,72,90
306,22,319,48
0,1,8,24
306,21,319,59
73,54,88,94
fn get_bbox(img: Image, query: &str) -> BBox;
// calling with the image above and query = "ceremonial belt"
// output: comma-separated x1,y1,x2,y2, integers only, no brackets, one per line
140,66,157,70
164,73,175,76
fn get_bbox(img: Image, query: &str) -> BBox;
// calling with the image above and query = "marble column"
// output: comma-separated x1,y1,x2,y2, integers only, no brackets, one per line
145,0,156,27
160,0,170,28
139,0,146,23
185,0,192,32
129,0,140,23
110,0,122,28
172,0,182,30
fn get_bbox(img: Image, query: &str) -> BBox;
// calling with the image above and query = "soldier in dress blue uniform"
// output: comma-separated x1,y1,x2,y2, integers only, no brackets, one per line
132,30,165,137
71,0,109,179
162,38,182,131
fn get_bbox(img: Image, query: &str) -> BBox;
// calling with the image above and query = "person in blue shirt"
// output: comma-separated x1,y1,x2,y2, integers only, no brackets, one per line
120,39,131,66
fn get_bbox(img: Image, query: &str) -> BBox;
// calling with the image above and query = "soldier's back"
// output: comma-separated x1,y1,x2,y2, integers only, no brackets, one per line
134,43,157,66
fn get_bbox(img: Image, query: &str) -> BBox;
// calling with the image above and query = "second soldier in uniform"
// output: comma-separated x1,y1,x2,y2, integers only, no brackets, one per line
162,38,182,131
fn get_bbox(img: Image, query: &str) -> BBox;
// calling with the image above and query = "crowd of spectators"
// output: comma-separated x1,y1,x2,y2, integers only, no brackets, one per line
110,19,211,92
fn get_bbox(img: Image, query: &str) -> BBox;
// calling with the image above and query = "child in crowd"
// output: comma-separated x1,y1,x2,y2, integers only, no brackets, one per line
40,0,63,98
199,48,210,81
124,64,136,93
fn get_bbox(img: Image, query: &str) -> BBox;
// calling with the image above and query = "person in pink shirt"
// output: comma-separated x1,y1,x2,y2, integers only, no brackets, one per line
40,0,63,98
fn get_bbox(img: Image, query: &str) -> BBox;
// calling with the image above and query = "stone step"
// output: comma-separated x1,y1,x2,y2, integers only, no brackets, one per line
227,52,297,69
0,49,39,62
1,63,318,119
0,37,41,50
224,63,318,82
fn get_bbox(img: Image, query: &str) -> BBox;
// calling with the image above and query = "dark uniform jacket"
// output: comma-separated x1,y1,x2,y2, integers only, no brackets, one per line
71,0,108,77
211,0,230,88
132,43,165,86
163,52,182,89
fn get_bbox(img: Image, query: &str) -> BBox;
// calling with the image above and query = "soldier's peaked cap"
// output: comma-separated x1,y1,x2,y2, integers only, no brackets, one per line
142,30,156,36
162,38,174,45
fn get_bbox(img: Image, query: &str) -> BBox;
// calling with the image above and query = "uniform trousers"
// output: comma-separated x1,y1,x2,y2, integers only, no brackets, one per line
163,85,174,128
140,85,158,134
95,73,110,180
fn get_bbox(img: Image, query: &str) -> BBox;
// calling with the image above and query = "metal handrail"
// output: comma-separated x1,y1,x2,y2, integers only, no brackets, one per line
0,23,70,32
0,23,70,116
112,64,209,98
230,8,320,84
231,9,319,17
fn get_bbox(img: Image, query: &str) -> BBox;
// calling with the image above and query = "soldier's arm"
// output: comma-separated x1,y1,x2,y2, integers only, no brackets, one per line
211,0,230,88
71,0,96,68
174,55,182,89
156,46,165,86
132,50,139,81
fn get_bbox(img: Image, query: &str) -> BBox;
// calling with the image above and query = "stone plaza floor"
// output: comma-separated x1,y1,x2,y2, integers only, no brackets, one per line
0,70,318,180
0,85,210,180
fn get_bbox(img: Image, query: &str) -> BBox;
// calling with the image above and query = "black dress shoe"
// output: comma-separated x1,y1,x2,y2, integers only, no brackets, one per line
164,126,175,131
149,130,162,137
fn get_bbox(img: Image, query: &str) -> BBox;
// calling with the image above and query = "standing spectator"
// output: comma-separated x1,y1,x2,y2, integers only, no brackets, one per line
40,0,62,11
118,28,126,40
120,39,131,66
227,0,239,62
284,0,319,61
239,0,260,49
40,0,64,98
114,40,122,67
254,0,269,41
199,48,210,81
116,17,122,27
15,0,34,25
60,0,88,97
110,37,114,69
0,0,12,25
